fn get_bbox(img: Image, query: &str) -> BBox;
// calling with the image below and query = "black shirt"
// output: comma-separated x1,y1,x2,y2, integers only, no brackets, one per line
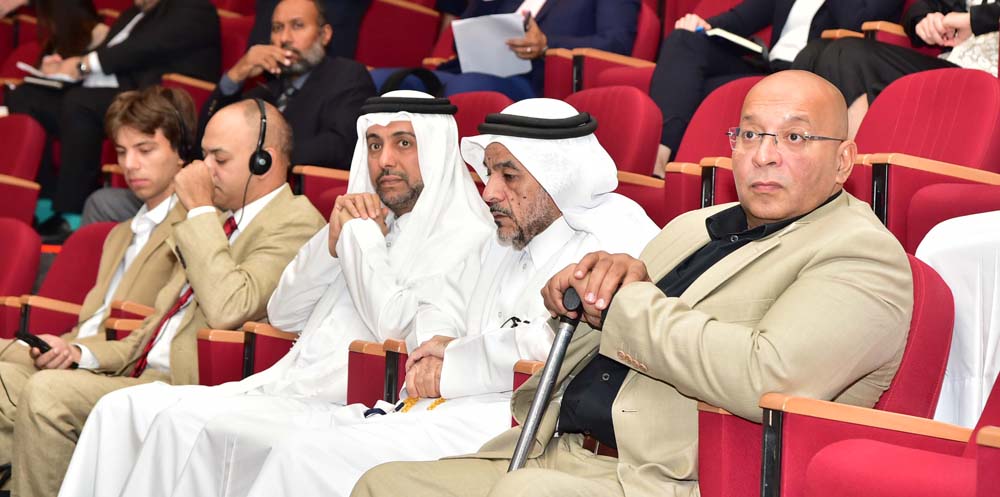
556,193,840,448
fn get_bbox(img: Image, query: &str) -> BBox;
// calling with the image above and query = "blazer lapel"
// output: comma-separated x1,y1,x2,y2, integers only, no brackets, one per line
116,204,186,298
679,234,784,306
535,0,559,23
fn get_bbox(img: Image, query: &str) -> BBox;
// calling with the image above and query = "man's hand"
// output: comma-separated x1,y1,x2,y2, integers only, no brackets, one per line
327,193,388,257
915,12,951,46
404,355,443,398
0,0,29,18
41,55,82,79
541,251,650,329
940,12,972,47
506,15,548,60
405,335,455,370
226,45,293,83
30,335,81,370
173,160,215,210
675,13,711,32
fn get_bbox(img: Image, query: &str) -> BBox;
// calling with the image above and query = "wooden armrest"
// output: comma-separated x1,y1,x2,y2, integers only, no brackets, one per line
349,340,386,356
978,426,1000,448
3,296,23,309
421,56,454,67
572,48,656,68
760,393,971,443
196,328,246,343
97,8,120,19
0,77,23,86
544,47,573,61
20,295,83,316
864,152,1000,184
514,360,544,375
13,13,35,24
110,300,155,318
161,73,215,91
821,29,864,40
617,170,664,188
382,0,439,17
0,173,41,191
216,8,241,18
697,401,734,416
104,318,144,331
102,164,123,175
382,338,408,354
241,321,297,341
291,165,350,181
861,21,906,37
664,162,702,176
699,157,733,170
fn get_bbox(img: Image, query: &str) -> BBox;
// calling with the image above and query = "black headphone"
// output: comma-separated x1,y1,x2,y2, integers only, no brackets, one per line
249,98,272,175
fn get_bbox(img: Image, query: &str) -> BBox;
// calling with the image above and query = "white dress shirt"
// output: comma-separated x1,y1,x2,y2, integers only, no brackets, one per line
769,0,825,62
143,186,284,374
75,196,175,369
84,11,145,88
515,0,547,16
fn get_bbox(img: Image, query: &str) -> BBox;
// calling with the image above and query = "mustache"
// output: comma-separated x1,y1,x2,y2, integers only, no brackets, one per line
489,205,512,216
377,169,409,182
279,42,302,57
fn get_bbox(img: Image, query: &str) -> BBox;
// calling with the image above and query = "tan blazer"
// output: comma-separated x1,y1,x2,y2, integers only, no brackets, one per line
473,192,914,497
78,185,325,385
63,204,187,342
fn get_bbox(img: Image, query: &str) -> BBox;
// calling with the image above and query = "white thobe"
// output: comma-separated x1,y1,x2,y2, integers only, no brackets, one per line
916,210,1000,428
60,210,476,497
136,218,597,497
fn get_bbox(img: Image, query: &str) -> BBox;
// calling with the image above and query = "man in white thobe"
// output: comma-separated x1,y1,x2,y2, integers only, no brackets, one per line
139,97,661,497
57,91,495,497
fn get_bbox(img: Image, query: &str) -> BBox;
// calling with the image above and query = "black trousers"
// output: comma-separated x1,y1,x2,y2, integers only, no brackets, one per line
794,37,957,105
648,29,785,158
5,84,121,214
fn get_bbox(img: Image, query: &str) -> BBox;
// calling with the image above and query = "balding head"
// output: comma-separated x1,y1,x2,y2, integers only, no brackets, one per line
731,70,856,229
201,100,292,211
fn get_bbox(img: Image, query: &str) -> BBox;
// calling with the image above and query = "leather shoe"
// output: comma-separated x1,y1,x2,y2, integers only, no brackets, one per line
37,215,74,245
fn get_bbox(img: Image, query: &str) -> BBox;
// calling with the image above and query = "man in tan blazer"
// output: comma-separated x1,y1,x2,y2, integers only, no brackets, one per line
0,86,196,472
352,71,914,497
6,99,325,497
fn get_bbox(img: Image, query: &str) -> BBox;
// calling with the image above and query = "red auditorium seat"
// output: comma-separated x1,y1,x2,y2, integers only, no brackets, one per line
196,321,300,386
344,338,408,406
451,91,513,139
355,0,440,68
699,255,954,497
162,14,253,110
0,18,13,66
905,184,1000,254
791,368,1000,497
821,0,939,58
0,114,46,180
0,219,40,338
849,68,1000,243
0,222,116,340
211,0,255,16
0,173,40,224
93,0,133,11
0,40,42,80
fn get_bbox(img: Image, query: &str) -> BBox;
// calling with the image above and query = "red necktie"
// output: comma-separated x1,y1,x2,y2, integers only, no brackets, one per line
132,217,238,377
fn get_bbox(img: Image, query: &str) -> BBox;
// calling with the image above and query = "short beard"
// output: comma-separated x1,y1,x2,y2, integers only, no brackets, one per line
282,38,326,76
376,169,424,216
492,193,561,250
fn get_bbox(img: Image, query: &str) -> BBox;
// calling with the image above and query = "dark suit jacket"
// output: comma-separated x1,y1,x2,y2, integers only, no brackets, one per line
903,0,1000,47
201,56,376,169
248,0,372,59
96,0,221,89
708,0,904,47
455,0,640,90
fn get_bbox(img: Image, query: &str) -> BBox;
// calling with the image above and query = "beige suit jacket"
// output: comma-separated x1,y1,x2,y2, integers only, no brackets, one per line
78,185,325,385
63,204,187,342
474,192,913,497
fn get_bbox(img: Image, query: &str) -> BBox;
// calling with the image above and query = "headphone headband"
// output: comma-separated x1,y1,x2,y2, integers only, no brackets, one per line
249,98,272,175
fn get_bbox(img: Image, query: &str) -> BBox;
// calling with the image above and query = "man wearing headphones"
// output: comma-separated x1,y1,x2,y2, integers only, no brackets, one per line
4,99,326,497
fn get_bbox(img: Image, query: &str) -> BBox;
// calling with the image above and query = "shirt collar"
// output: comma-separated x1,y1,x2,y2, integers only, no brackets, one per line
705,190,843,241
131,193,175,235
231,184,286,232
524,216,574,267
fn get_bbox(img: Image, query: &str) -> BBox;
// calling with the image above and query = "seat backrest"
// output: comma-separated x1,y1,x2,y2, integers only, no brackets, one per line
93,0,133,11
0,40,42,79
631,1,661,61
450,91,513,140
211,0,255,16
855,69,1000,172
220,15,254,72
965,377,1000,457
906,184,1000,254
872,255,954,418
675,76,762,163
565,86,662,174
0,218,40,297
0,115,46,180
356,0,440,68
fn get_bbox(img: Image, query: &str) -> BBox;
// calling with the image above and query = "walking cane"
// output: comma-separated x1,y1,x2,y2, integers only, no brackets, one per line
508,287,582,472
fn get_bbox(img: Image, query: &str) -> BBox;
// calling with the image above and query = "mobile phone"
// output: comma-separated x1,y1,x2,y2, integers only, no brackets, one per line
16,330,79,369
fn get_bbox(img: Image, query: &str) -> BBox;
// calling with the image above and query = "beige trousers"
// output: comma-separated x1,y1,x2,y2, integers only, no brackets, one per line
351,434,625,497
8,367,167,497
1,342,41,469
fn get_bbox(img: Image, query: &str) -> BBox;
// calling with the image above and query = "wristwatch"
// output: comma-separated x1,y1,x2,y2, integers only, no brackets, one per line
77,58,91,77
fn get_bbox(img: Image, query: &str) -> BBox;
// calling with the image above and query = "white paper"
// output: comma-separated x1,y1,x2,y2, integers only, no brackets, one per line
452,13,532,78
16,61,79,83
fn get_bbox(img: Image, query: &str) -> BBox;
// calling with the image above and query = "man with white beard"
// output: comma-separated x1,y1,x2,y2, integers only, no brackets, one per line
57,91,495,497
120,98,660,497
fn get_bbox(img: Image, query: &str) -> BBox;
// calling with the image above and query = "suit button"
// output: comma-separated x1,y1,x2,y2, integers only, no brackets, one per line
601,373,610,381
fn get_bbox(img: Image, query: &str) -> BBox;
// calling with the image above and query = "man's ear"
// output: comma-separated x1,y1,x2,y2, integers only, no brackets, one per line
321,24,333,46
835,139,857,185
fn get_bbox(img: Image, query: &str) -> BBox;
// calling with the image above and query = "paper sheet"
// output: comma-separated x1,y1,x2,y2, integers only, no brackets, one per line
16,61,79,83
452,13,532,78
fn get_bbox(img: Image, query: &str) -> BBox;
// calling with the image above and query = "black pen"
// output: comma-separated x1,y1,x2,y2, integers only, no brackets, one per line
523,12,532,32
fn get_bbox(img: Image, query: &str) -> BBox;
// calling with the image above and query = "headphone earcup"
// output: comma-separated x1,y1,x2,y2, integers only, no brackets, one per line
249,150,272,175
